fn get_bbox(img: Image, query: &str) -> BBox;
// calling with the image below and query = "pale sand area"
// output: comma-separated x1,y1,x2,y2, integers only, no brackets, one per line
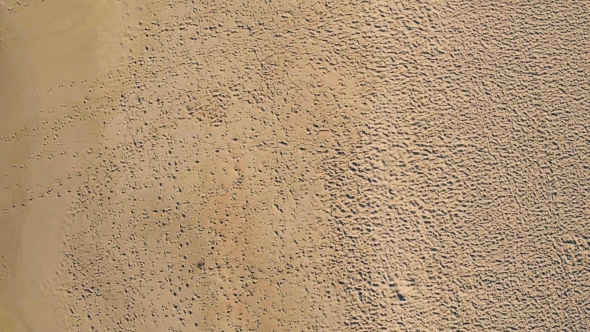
1,0,590,331
0,0,140,330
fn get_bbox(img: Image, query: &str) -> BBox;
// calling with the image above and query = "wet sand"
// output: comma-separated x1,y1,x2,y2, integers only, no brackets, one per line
1,0,590,331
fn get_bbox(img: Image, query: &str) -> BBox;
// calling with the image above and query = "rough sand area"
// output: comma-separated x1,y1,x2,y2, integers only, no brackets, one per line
1,0,590,331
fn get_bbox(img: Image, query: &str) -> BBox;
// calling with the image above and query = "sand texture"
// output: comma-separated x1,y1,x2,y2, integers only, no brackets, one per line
1,0,590,331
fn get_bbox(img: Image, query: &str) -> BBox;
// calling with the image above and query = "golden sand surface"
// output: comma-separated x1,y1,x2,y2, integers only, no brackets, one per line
1,0,589,331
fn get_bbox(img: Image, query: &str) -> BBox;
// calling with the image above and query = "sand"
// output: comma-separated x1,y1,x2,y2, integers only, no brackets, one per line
1,0,589,331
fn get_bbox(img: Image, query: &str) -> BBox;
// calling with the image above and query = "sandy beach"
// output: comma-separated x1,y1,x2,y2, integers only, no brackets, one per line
1,0,589,331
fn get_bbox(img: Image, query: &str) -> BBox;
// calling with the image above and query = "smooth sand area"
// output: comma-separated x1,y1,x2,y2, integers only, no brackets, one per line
1,0,139,330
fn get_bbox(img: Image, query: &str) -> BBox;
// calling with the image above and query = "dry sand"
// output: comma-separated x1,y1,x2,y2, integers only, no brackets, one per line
1,0,590,331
